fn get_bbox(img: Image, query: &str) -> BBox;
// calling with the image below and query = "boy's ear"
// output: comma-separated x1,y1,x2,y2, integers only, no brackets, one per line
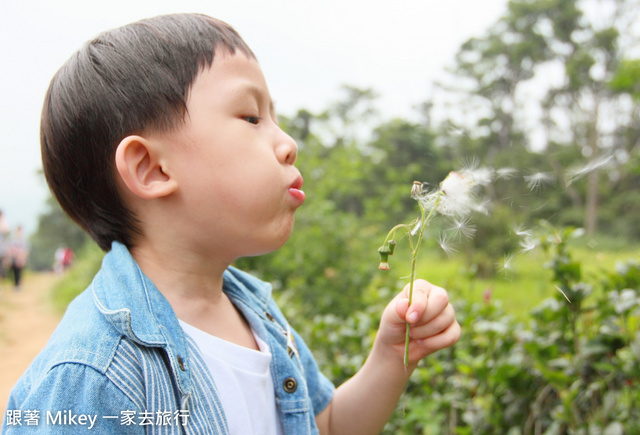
115,135,178,199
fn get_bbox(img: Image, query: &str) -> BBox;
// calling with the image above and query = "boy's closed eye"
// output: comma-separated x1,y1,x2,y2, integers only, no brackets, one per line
243,116,262,125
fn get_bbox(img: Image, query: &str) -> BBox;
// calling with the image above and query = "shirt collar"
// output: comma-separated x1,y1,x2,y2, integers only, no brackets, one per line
91,241,192,394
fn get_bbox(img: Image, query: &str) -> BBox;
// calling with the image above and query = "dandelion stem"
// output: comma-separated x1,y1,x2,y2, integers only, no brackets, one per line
403,195,440,367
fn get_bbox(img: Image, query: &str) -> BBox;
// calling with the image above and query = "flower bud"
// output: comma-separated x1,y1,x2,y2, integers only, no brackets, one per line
378,245,391,270
387,240,397,255
378,245,390,261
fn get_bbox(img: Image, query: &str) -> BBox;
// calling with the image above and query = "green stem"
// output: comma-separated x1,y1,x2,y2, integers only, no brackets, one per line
383,224,415,252
404,196,441,367
404,257,418,366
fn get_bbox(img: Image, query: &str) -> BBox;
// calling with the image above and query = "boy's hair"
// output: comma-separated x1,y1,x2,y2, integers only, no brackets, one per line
41,14,255,251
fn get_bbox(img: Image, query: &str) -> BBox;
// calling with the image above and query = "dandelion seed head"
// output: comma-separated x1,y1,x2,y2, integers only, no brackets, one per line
524,172,554,191
437,171,475,216
460,156,480,172
461,166,494,186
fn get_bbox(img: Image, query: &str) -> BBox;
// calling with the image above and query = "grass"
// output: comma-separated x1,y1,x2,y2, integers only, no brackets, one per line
413,241,640,323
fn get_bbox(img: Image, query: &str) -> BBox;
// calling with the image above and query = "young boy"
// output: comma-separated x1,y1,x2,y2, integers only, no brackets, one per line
4,14,460,434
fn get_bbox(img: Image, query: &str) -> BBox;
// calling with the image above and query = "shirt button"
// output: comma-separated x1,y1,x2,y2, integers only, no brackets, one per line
283,377,297,393
177,355,186,371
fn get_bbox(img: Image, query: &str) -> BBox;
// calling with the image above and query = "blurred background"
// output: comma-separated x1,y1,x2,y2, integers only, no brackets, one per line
1,0,639,433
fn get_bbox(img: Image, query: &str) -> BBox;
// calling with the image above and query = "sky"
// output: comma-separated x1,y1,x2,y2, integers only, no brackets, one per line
0,0,507,236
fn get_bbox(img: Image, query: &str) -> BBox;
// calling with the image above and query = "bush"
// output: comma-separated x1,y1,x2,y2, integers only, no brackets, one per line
289,227,640,434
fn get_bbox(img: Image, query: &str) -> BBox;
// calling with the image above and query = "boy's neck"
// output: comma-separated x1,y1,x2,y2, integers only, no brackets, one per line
129,240,259,351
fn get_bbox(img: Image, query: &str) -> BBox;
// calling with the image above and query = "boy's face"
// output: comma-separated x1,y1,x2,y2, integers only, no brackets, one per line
156,52,304,261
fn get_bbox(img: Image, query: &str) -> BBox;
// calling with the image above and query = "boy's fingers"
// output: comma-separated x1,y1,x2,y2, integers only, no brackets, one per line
405,282,449,324
410,303,456,339
403,280,430,324
394,297,410,321
416,320,461,354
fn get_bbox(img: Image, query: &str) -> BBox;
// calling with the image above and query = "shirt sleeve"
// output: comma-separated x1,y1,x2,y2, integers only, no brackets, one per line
3,363,144,434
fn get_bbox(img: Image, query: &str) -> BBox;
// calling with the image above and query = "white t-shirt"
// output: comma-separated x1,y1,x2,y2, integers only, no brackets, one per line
179,320,284,435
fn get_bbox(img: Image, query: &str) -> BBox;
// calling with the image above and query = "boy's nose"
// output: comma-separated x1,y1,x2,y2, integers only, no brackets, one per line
276,130,298,165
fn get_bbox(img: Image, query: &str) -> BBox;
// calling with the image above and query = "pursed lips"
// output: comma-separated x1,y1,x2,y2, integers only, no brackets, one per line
288,174,305,203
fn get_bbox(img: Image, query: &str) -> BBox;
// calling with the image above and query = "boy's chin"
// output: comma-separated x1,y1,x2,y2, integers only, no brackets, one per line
242,233,294,259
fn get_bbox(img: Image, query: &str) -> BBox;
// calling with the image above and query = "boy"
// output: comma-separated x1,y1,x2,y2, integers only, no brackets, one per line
4,14,460,434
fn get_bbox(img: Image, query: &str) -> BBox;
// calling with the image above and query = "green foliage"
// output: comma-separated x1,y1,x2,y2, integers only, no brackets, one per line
294,228,640,434
50,241,103,313
29,196,88,271
609,59,640,99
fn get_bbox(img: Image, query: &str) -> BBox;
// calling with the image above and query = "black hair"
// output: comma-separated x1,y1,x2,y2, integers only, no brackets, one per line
41,14,255,251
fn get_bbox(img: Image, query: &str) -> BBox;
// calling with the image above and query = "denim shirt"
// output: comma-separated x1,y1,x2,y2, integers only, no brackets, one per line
3,242,334,434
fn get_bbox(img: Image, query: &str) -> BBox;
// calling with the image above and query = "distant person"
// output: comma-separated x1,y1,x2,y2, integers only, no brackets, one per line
54,246,74,274
4,14,460,434
0,210,10,282
8,225,29,290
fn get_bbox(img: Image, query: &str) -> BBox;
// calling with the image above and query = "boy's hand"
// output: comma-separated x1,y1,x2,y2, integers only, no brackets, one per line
377,279,461,368
316,279,460,434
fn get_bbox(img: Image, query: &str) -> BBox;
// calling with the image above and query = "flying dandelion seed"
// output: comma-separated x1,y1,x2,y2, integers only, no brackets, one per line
448,217,476,239
519,237,536,255
496,167,518,180
472,198,491,215
498,252,516,273
513,224,532,238
437,233,458,256
524,172,554,191
462,166,494,186
565,154,614,186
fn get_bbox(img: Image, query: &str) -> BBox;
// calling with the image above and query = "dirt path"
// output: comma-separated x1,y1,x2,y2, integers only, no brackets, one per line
0,273,62,417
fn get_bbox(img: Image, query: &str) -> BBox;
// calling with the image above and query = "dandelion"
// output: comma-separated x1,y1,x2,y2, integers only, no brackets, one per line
432,171,482,216
524,172,554,191
448,217,476,240
377,169,489,367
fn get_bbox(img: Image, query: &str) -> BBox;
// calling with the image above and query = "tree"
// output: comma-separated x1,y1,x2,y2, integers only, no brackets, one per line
434,0,640,237
29,196,88,270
